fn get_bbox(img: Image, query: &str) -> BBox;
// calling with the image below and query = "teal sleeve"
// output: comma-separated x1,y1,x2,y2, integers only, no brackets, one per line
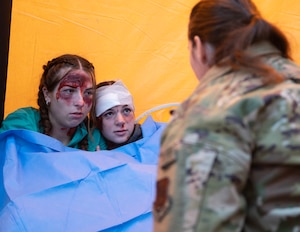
89,128,107,151
0,107,41,133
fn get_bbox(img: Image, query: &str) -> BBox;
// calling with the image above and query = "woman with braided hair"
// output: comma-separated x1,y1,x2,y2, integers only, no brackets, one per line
0,54,101,151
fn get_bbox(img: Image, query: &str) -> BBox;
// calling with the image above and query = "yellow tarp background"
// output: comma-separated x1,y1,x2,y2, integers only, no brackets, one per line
5,0,300,120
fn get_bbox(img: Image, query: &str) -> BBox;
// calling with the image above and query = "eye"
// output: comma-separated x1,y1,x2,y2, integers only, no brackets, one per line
84,88,94,97
102,110,115,119
122,107,133,116
61,87,75,94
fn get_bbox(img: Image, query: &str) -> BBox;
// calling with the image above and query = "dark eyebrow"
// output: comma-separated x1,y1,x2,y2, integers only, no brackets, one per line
61,85,77,88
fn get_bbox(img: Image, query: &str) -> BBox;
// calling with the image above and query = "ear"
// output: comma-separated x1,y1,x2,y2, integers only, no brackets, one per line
193,35,208,64
190,35,207,65
42,87,48,97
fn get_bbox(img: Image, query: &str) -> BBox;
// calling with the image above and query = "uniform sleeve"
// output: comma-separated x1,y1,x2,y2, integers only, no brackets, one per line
154,98,258,231
0,107,40,133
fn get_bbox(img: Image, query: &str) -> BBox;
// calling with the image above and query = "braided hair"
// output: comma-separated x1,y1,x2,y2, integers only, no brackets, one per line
37,54,96,150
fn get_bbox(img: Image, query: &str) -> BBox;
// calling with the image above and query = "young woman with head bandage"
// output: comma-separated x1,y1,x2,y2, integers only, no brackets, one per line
94,80,167,164
95,80,142,150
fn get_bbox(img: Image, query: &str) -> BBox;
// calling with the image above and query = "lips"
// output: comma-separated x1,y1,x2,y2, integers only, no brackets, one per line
70,112,83,119
114,130,127,136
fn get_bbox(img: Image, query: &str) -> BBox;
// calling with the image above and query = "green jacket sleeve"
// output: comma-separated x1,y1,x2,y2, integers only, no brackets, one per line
0,107,41,133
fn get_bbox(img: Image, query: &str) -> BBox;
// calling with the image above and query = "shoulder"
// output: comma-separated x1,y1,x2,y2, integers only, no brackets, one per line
215,80,300,136
267,55,300,80
7,106,39,115
7,107,40,121
0,107,41,132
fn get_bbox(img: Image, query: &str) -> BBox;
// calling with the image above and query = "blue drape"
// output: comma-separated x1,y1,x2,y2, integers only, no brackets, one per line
0,129,156,231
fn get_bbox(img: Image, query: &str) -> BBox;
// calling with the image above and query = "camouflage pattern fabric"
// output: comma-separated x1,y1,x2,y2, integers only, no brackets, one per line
154,42,300,232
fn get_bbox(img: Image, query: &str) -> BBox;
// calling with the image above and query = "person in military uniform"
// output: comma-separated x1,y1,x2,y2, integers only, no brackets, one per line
154,0,300,231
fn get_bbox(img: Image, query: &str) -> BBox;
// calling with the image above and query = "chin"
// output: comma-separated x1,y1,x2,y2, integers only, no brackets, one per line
68,122,82,129
113,138,128,144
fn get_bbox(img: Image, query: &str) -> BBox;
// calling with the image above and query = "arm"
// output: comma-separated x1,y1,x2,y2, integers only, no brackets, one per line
154,98,256,231
0,107,40,133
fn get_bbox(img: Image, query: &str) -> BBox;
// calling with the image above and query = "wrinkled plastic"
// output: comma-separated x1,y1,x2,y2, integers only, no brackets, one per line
0,129,156,232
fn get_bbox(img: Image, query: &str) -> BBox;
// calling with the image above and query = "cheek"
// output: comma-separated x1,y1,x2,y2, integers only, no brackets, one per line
56,92,72,105
55,92,80,107
190,49,199,68
190,56,209,81
101,119,113,134
126,116,136,131
125,113,135,122
82,79,94,107
83,95,93,107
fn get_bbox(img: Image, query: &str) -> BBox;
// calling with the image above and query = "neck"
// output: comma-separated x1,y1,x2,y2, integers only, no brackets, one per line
105,124,142,150
50,127,75,145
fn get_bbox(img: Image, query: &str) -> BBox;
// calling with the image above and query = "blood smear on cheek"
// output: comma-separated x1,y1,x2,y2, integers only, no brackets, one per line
84,94,93,107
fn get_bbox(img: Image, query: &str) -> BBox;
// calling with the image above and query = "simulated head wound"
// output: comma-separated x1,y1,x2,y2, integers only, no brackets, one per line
95,80,134,117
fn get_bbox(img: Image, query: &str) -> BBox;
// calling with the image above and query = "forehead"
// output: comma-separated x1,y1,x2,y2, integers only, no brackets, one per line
59,70,92,85
107,104,130,111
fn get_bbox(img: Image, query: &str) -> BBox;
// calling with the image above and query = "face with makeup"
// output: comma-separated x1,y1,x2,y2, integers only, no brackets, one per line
44,70,94,131
98,104,135,144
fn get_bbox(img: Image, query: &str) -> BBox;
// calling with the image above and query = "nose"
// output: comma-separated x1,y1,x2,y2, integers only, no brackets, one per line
74,91,85,107
115,112,125,126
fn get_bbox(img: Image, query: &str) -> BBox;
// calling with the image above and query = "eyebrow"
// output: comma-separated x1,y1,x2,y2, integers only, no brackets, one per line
106,105,129,111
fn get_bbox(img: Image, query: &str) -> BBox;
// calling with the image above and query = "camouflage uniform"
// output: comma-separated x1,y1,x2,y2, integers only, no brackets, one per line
154,42,300,232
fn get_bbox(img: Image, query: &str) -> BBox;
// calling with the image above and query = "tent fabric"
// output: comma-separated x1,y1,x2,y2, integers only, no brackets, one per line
5,0,198,120
0,129,156,232
4,0,300,121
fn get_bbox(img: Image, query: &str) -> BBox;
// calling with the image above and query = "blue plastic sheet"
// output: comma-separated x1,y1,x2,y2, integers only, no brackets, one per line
114,116,166,164
0,129,156,231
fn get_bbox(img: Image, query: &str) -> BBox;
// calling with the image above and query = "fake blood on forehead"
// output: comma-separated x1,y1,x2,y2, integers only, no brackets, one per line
56,72,93,106
57,72,88,94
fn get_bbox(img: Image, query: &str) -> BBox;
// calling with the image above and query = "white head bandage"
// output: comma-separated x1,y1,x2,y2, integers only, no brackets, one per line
95,80,134,117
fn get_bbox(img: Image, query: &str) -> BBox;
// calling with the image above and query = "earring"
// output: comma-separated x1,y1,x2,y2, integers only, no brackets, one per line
45,98,50,106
